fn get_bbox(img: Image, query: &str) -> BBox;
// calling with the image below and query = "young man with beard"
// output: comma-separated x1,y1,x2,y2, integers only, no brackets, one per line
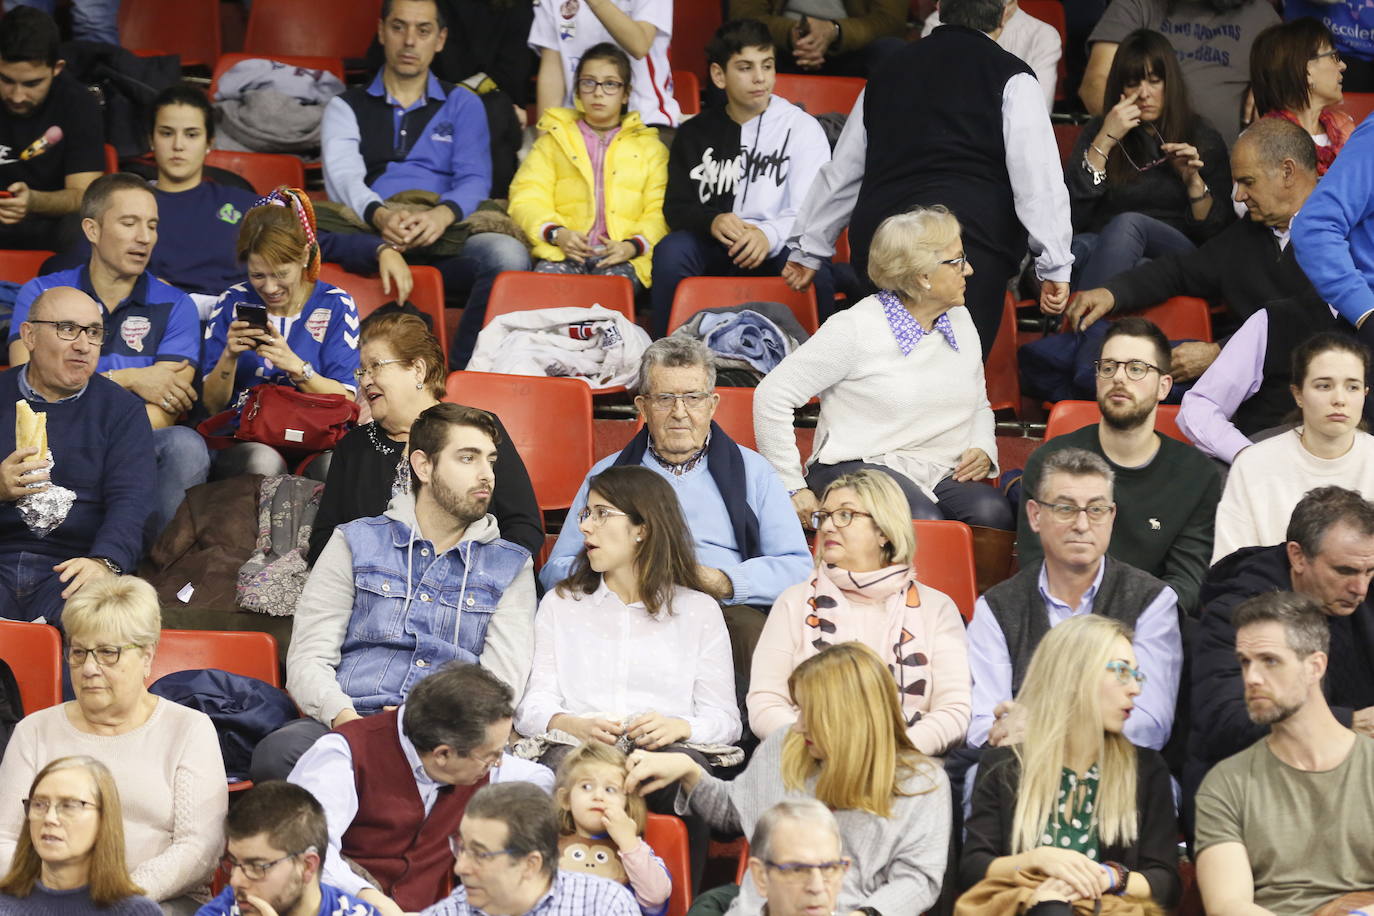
197,781,384,916
252,403,536,782
1015,318,1221,613
1195,591,1374,916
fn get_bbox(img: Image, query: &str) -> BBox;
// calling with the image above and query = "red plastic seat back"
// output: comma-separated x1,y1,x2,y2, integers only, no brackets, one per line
673,70,701,116
913,520,978,622
1141,296,1213,343
148,629,281,686
668,276,819,335
486,271,635,325
318,263,447,356
1044,400,1188,443
644,813,693,916
985,292,1021,415
0,250,53,285
713,387,758,451
773,73,865,115
119,0,222,66
205,151,307,195
0,620,61,714
1341,92,1374,125
244,0,383,59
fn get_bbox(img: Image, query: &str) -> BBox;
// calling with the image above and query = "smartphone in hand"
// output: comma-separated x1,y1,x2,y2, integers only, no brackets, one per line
236,304,269,330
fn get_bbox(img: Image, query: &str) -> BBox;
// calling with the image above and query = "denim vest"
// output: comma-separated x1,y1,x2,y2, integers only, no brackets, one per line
337,515,530,714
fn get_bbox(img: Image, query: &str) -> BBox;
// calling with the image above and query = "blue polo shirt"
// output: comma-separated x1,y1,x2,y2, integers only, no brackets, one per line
9,266,201,371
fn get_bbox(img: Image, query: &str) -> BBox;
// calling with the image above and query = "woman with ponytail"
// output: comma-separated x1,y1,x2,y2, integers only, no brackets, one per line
202,187,362,478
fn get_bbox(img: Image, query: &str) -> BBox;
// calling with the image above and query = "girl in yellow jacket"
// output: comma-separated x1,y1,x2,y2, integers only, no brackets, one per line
509,42,669,291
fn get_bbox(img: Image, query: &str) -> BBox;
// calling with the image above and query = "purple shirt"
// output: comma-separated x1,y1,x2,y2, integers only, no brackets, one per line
877,290,959,355
1177,309,1270,464
577,119,621,247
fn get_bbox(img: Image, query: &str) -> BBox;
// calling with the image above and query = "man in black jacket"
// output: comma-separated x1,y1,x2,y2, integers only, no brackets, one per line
1185,486,1374,827
1067,118,1322,382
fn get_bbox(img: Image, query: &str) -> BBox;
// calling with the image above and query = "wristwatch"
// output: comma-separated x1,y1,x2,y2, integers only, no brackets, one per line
298,362,316,382
93,557,122,576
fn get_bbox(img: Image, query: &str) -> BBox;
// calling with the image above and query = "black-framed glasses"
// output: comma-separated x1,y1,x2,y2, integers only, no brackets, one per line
1031,499,1115,524
23,797,99,821
764,858,851,882
450,837,515,863
1093,357,1165,381
576,78,625,95
939,255,970,269
27,319,107,344
577,505,629,526
641,391,714,412
1119,122,1169,172
64,644,142,667
1310,49,1342,64
221,850,308,881
810,508,873,529
1106,659,1147,685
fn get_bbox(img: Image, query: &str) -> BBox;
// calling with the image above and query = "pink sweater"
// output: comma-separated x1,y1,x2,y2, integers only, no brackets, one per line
747,564,972,757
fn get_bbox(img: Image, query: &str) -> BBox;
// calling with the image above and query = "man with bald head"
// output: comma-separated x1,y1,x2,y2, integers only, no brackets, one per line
0,285,153,625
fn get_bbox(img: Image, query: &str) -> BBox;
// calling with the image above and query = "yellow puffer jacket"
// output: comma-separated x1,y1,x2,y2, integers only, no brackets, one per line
508,107,669,288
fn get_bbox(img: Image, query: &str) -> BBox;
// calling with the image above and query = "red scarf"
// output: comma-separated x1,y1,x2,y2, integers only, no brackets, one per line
1265,108,1354,175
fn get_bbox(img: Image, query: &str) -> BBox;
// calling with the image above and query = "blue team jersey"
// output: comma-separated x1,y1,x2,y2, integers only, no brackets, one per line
195,882,383,916
9,265,202,371
203,279,361,402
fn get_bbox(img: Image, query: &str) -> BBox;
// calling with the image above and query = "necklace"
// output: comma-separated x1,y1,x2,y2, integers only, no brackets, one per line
367,423,412,501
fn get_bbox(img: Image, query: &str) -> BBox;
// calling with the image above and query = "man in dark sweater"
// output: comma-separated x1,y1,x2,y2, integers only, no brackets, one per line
1016,318,1220,613
1066,118,1323,382
969,447,1181,751
1185,486,1374,820
0,286,153,625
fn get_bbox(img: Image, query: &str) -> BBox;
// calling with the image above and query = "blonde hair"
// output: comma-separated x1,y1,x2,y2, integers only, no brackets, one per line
866,206,961,302
1010,615,1139,855
782,643,933,817
0,756,146,905
552,742,647,836
62,576,161,652
818,469,916,567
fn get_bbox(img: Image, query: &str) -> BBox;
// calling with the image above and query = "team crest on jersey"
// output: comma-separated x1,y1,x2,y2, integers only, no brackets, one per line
217,203,243,224
305,307,331,343
120,315,151,353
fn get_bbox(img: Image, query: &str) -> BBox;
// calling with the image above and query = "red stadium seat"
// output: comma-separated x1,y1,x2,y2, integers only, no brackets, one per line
486,271,635,325
119,0,221,67
913,520,978,622
244,0,383,59
319,263,447,355
1141,296,1212,343
1044,400,1188,443
773,73,865,115
205,151,307,196
104,144,118,174
1019,0,1067,100
444,371,594,514
713,387,758,450
1341,92,1374,125
668,276,819,334
985,292,1021,415
673,70,701,117
644,813,693,916
669,0,723,82
0,620,61,714
149,629,281,686
735,840,751,884
0,250,53,285
1053,122,1081,166
210,53,346,99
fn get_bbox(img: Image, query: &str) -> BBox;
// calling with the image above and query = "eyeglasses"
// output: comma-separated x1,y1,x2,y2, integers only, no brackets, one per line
1106,659,1147,685
809,509,874,529
1093,358,1165,381
577,505,630,526
939,255,970,269
1119,122,1169,173
23,798,99,821
466,747,504,768
221,850,307,881
763,859,852,882
352,358,407,382
1031,500,1115,524
577,77,625,95
1310,49,1342,64
27,319,107,344
641,391,714,413
64,644,142,667
450,837,515,863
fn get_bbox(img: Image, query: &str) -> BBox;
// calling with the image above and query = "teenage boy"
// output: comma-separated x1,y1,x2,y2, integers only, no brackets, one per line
650,19,834,339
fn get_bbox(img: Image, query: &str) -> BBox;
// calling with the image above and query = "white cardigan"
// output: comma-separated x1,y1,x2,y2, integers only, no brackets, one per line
753,295,999,495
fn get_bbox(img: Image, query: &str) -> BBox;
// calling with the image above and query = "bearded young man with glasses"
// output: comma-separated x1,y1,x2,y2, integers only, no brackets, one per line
0,285,153,623
968,446,1181,755
1015,318,1220,615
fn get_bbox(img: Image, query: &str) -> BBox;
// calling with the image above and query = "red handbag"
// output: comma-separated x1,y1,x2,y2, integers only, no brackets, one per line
198,384,360,453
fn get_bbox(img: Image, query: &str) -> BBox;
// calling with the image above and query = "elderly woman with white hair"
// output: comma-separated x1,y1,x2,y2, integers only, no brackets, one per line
755,206,1012,533
0,577,227,915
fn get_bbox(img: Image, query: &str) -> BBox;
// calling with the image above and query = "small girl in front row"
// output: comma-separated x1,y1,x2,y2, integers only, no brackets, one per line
554,742,672,916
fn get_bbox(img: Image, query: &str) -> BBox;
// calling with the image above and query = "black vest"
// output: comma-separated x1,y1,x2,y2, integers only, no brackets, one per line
982,557,1168,694
849,25,1033,275
339,79,457,186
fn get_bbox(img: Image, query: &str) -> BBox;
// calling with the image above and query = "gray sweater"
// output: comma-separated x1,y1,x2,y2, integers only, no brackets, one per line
680,730,951,916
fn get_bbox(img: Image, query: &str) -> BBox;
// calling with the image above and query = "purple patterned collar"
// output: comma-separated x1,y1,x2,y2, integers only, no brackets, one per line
877,289,959,356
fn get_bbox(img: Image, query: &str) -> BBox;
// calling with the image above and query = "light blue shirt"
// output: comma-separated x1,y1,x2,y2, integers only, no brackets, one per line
965,559,1182,749
537,444,812,606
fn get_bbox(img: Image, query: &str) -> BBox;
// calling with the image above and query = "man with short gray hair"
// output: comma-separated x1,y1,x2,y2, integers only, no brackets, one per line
540,336,811,726
968,446,1181,750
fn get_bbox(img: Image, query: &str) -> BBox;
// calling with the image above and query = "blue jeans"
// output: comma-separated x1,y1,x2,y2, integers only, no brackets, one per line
9,0,120,43
0,550,69,625
1071,212,1196,290
153,426,210,538
441,232,532,370
649,229,837,339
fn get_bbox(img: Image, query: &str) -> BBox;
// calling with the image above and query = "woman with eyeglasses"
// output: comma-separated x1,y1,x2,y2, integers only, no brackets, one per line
1211,332,1374,563
509,42,668,292
747,469,971,758
305,311,544,566
755,206,1015,537
1252,19,1354,175
958,614,1179,910
0,756,160,914
1068,29,1233,291
0,577,227,915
